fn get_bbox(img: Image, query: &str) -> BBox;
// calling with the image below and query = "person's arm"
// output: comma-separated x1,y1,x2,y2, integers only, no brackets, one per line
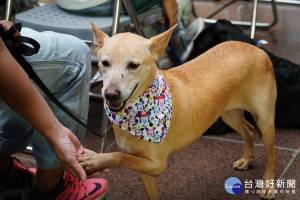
0,37,89,180
162,0,178,28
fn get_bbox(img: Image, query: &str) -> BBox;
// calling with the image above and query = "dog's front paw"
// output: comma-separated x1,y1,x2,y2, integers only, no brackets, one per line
233,156,253,170
260,187,275,199
79,154,107,174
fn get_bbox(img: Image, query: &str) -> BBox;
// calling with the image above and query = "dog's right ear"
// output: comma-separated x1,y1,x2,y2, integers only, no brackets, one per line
90,20,110,52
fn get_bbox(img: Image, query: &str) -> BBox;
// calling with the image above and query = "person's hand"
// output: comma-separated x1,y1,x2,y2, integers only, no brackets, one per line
49,124,89,180
48,121,110,180
48,121,109,180
0,20,21,37
162,0,178,28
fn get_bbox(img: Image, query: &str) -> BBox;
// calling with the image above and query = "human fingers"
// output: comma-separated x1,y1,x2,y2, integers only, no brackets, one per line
0,20,21,37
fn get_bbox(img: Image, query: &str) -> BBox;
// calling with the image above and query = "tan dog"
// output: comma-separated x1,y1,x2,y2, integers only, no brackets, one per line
79,21,277,199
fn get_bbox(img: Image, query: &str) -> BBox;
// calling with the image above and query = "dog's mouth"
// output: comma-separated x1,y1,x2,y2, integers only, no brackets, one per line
107,83,138,112
107,101,126,112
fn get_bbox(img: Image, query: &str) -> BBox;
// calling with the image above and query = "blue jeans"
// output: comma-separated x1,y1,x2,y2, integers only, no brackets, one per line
0,28,91,169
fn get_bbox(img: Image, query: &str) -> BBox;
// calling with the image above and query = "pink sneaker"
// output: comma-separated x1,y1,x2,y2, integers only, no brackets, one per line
22,172,108,200
0,157,36,199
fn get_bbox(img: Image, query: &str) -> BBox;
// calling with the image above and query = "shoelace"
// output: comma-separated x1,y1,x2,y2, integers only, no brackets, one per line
11,157,33,174
61,173,90,199
11,157,35,183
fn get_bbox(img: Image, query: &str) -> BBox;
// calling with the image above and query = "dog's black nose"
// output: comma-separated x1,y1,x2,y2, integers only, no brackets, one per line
105,88,121,102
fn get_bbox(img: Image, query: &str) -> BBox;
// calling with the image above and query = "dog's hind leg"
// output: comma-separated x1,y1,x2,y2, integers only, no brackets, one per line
221,109,255,170
254,111,276,199
141,173,159,200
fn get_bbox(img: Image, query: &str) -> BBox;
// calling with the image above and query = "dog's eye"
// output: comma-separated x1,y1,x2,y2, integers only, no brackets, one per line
102,60,110,67
128,62,140,70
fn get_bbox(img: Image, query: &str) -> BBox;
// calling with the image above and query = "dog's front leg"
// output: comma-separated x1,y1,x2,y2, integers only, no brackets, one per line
79,152,163,199
141,173,159,200
79,152,165,176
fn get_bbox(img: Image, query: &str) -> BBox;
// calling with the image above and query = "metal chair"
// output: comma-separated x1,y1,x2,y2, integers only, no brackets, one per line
194,0,280,39
13,1,161,40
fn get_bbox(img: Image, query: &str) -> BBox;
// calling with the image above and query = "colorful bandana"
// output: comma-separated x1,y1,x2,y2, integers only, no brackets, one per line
104,72,172,143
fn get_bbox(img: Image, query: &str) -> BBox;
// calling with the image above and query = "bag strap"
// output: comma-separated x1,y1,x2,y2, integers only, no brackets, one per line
0,23,104,138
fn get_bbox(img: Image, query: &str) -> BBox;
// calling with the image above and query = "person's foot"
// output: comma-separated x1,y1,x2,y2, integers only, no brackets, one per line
0,157,36,199
22,172,108,200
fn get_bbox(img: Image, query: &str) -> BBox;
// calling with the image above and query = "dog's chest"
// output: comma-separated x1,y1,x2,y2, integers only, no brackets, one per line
105,72,172,143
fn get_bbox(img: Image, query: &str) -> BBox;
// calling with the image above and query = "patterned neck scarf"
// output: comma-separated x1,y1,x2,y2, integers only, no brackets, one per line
104,72,172,143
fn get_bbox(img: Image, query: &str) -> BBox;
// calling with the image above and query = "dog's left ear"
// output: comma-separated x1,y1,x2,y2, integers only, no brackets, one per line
148,24,177,59
90,20,110,52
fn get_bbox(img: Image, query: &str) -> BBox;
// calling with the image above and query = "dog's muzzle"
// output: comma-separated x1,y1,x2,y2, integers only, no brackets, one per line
106,83,138,112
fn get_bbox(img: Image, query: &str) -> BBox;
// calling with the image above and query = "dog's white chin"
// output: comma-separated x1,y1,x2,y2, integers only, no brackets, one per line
107,101,125,112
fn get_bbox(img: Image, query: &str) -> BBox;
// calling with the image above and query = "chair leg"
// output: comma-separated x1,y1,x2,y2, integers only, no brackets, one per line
250,0,259,39
111,0,148,37
99,116,109,153
5,0,13,20
112,0,122,35
123,0,145,37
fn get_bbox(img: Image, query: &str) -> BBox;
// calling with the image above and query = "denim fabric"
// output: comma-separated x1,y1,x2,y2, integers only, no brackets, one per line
0,28,91,169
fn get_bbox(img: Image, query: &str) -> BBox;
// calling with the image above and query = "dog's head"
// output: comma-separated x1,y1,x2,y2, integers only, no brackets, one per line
90,21,176,112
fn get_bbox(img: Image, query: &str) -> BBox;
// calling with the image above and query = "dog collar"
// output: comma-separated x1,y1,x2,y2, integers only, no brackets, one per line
104,72,172,143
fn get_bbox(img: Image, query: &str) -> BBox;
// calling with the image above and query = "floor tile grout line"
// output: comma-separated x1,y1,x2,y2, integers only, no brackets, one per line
278,147,300,180
201,135,297,152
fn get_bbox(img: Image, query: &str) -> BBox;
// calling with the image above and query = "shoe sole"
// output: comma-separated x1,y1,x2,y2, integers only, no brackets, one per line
96,180,108,200
96,191,107,200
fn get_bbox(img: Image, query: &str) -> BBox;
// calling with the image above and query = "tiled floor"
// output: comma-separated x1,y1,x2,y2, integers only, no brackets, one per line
14,0,300,199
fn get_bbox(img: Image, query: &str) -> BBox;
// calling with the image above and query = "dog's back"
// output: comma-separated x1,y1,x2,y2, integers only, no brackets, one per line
167,41,273,90
160,41,276,151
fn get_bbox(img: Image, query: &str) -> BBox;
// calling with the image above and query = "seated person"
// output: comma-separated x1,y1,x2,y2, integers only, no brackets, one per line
0,20,107,199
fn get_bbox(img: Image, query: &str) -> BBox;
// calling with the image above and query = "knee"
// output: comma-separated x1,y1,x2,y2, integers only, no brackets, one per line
64,37,91,80
60,35,90,59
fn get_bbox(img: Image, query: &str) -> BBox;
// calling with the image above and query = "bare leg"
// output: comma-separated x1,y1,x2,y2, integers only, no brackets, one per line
33,167,63,192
